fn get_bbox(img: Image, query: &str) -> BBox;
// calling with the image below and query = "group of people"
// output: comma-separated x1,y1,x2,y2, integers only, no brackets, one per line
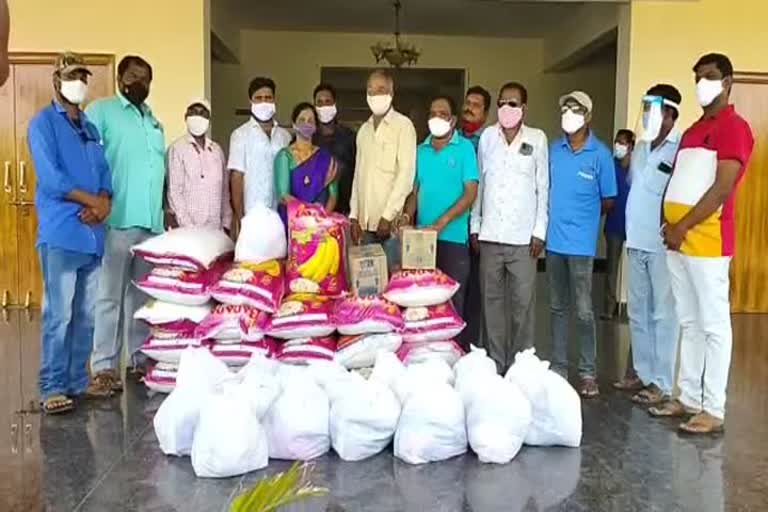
30,50,753,436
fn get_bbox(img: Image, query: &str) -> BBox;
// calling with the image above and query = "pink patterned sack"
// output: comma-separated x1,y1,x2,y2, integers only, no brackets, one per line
333,296,404,335
239,307,271,342
266,294,335,340
144,362,179,394
384,269,460,308
286,200,348,297
209,339,277,366
141,333,205,364
210,260,285,314
277,336,337,365
397,340,465,367
401,303,466,343
335,333,402,369
132,226,235,272
134,265,222,306
195,304,264,342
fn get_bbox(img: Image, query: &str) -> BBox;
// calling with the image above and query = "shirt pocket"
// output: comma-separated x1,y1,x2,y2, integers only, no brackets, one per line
147,121,166,156
377,141,398,174
643,165,672,197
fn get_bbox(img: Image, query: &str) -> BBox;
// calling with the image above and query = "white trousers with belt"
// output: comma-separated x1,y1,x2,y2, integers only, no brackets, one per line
666,251,732,420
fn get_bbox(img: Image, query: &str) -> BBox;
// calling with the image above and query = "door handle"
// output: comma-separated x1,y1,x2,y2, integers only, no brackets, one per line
24,291,31,310
2,289,8,309
3,161,11,194
24,422,33,453
18,161,27,195
10,423,19,454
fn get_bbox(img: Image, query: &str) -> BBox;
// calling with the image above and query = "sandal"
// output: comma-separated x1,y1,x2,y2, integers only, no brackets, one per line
613,375,643,391
632,384,665,405
41,394,74,415
85,371,117,398
648,398,700,418
679,412,724,435
578,377,600,399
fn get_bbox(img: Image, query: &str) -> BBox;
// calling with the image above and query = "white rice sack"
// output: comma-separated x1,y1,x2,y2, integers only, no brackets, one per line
133,226,234,271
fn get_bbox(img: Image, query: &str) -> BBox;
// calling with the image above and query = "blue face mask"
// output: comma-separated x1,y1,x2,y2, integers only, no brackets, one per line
293,122,316,140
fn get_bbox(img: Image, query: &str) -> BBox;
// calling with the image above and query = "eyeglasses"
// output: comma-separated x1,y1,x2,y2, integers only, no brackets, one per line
561,104,587,115
498,99,521,108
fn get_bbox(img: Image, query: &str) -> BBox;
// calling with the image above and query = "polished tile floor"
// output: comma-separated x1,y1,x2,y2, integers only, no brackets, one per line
2,276,768,511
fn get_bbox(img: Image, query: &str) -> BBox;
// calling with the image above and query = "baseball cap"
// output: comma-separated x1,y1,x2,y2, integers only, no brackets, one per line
187,98,212,112
53,52,92,77
559,90,593,114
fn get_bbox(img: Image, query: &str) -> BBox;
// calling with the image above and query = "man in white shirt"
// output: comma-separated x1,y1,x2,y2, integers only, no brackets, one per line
228,77,291,239
349,69,417,271
470,82,549,372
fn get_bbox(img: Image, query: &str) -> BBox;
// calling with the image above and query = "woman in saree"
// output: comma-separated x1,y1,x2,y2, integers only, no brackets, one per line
274,102,338,225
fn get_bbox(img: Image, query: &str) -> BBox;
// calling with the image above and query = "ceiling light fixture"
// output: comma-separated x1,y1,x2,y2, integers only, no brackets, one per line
371,0,420,67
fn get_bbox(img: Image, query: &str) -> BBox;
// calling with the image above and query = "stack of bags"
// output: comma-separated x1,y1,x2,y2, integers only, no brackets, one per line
383,269,465,367
333,296,404,370
132,227,235,392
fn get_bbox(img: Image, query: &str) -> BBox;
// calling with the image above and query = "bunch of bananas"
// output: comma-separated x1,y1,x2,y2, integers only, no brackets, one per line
297,235,340,283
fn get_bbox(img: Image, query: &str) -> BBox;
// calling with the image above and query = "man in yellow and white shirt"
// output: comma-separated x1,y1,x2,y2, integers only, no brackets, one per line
349,69,417,271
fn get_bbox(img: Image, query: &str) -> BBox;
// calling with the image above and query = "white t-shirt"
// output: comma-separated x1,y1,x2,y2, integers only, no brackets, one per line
227,118,291,212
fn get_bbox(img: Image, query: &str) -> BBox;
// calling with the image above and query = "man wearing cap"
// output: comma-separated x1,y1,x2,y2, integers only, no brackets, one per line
547,90,617,398
85,55,165,396
613,85,682,407
27,53,112,413
166,99,231,231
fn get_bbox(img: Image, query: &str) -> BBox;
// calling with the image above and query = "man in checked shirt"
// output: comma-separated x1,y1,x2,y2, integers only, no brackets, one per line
165,99,232,232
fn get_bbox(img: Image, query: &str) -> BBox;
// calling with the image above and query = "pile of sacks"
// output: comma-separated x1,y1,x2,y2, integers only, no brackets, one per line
132,227,235,392
154,344,582,479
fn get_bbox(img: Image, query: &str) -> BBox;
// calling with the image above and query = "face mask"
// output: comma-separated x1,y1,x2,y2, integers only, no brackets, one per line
316,105,337,124
60,79,88,105
428,117,452,138
186,115,210,137
122,81,149,106
251,101,276,122
294,122,316,140
613,143,629,159
561,110,586,134
367,94,392,116
696,78,724,107
498,105,523,129
462,119,483,136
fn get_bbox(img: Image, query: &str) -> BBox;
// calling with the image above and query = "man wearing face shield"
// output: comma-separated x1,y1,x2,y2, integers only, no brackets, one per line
649,54,754,435
349,69,417,272
470,82,549,372
547,91,617,398
613,85,682,406
403,95,479,325
27,52,112,412
85,55,166,396
165,99,231,231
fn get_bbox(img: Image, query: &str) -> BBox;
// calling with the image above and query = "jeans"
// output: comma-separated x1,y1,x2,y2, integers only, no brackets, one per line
603,235,624,315
480,242,537,373
39,245,100,400
547,253,597,378
667,252,732,419
91,227,152,373
362,231,401,273
436,240,471,322
627,248,678,394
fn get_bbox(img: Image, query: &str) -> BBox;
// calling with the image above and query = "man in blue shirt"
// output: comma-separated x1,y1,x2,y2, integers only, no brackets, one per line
404,95,479,320
28,53,112,413
602,129,635,319
614,85,682,407
547,91,617,398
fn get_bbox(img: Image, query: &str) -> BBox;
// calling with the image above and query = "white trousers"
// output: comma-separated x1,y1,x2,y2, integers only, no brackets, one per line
666,252,732,419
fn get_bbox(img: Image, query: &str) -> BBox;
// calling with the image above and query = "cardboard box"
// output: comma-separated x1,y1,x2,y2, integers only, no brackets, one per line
348,244,388,297
401,228,437,270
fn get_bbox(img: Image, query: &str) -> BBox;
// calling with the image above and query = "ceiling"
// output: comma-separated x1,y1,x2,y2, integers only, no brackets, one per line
215,0,626,38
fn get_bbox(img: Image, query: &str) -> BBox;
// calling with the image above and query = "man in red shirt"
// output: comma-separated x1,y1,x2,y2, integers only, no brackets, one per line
650,53,754,434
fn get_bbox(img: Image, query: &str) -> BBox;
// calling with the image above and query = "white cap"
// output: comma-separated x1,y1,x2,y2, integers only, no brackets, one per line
187,98,211,113
559,90,593,114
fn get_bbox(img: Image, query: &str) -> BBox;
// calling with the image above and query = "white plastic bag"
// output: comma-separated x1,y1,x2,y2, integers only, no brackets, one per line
394,379,467,464
392,359,454,405
190,381,270,478
330,379,401,461
504,348,582,448
263,370,331,460
369,351,406,391
236,205,287,263
153,347,230,456
453,345,497,385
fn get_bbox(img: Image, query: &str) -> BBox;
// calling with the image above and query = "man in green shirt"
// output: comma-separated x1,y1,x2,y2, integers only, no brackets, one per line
85,55,166,396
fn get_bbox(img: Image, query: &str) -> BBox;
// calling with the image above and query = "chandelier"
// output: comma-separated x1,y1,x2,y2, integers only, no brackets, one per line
371,1,420,67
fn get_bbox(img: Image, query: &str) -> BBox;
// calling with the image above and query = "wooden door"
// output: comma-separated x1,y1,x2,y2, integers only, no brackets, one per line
730,74,768,313
0,65,18,307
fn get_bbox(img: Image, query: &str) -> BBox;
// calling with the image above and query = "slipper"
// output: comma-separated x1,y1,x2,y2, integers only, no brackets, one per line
632,384,664,405
678,412,725,435
41,394,75,415
648,399,699,418
613,376,643,391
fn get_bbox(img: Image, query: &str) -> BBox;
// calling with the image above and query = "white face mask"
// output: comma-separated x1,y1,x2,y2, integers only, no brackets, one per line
316,105,337,124
696,78,724,107
561,110,586,134
428,117,452,138
186,115,210,137
613,143,629,159
367,94,392,116
60,79,88,105
251,101,276,122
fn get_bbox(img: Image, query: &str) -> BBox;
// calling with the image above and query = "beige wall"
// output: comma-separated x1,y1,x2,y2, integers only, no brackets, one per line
8,0,208,142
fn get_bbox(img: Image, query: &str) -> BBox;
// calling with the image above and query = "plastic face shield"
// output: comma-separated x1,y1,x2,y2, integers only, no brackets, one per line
636,95,679,142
